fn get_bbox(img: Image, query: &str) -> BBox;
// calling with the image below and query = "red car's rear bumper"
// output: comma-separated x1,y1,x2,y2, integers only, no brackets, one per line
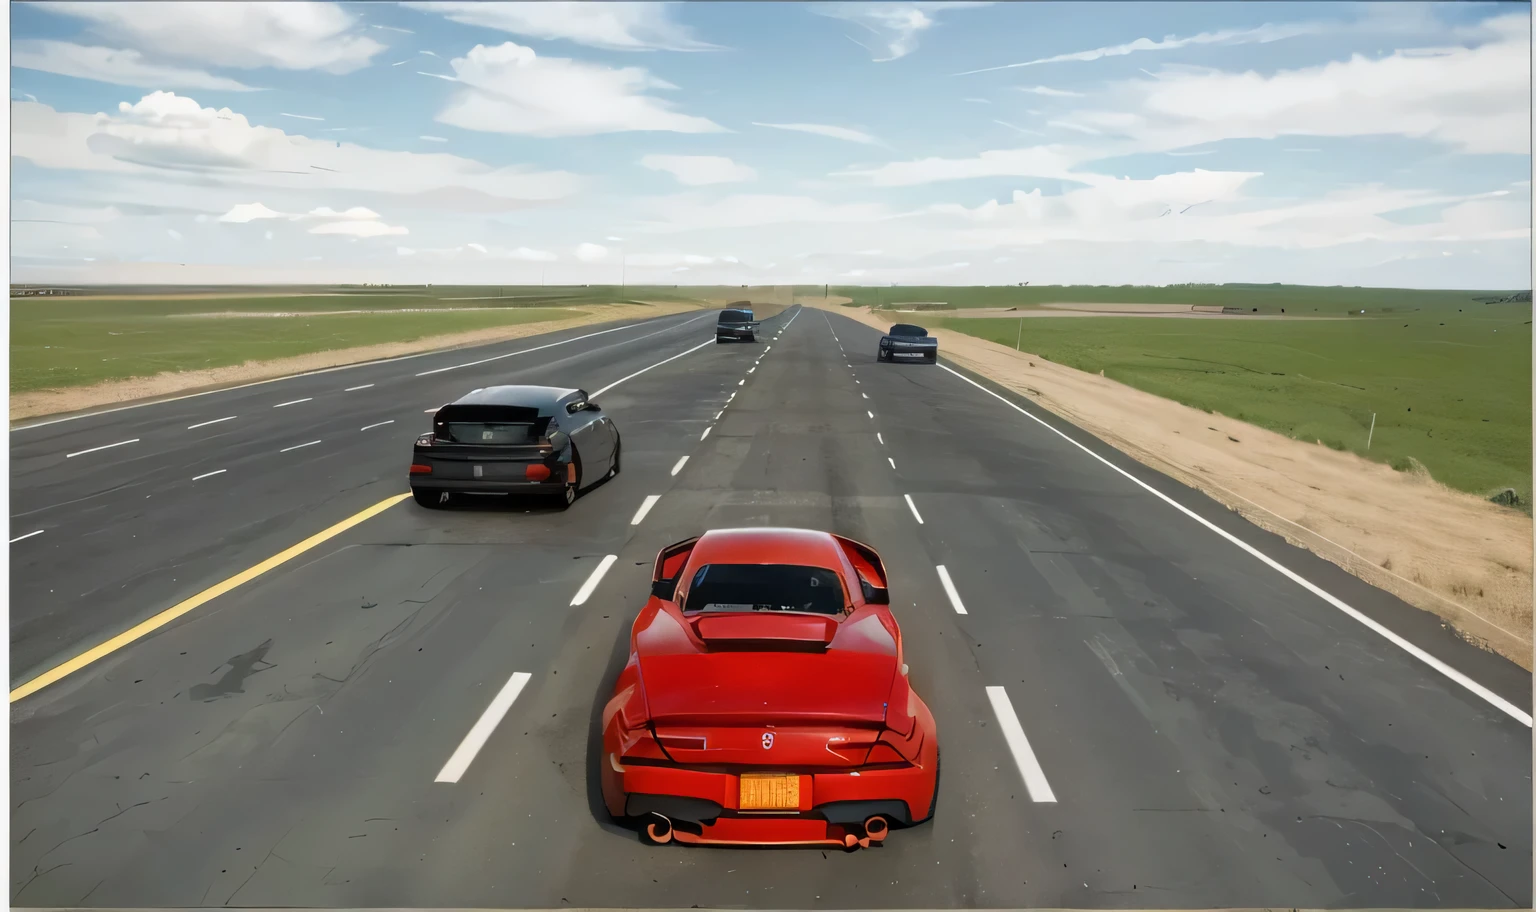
600,700,938,847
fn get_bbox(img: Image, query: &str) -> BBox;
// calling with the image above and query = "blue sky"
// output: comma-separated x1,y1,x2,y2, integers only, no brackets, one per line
10,1,1531,287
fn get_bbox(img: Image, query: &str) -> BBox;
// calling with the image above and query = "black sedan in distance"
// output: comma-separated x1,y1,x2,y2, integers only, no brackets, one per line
410,385,620,509
877,323,938,363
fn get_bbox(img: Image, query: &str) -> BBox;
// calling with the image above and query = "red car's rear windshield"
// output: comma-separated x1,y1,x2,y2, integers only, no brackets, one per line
683,564,846,615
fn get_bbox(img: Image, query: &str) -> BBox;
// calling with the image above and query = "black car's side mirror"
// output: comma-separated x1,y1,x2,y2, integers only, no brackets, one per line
652,578,678,600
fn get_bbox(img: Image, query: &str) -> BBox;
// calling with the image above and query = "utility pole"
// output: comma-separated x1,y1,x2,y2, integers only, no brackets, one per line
1016,317,1024,351
1366,412,1376,449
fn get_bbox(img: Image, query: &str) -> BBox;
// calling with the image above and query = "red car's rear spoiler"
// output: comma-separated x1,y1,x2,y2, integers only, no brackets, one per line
651,536,698,601
831,534,890,605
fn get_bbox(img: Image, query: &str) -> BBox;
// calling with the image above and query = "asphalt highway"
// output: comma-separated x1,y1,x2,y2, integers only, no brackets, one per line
10,303,1532,908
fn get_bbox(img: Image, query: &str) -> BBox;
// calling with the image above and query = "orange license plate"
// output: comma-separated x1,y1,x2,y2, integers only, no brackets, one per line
738,773,800,810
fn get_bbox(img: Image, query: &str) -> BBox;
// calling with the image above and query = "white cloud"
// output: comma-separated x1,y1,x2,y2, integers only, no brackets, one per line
433,42,727,137
420,135,449,142
1016,85,1083,97
265,230,273,240
1103,17,1530,156
219,202,288,223
309,219,408,238
954,21,1318,74
752,122,879,144
34,1,386,73
397,246,416,255
13,200,125,223
1049,120,1102,135
834,144,1092,187
640,154,757,185
166,228,183,240
13,92,584,205
626,252,740,267
281,112,325,121
635,194,898,233
507,246,558,261
576,242,610,261
814,2,993,62
963,97,990,104
467,242,488,253
402,1,721,52
12,40,259,91
308,206,380,219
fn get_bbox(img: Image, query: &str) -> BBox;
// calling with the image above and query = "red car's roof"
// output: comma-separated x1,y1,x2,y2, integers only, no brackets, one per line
687,527,848,571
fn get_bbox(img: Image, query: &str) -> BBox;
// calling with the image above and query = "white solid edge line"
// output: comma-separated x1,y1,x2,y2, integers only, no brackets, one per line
903,494,924,525
345,383,375,392
9,529,44,544
280,440,322,453
571,554,619,606
272,398,313,408
192,469,227,481
888,457,897,470
671,455,689,476
418,313,711,379
590,338,714,398
714,411,723,420
361,420,396,431
937,363,1534,729
935,565,968,615
631,494,662,526
187,416,237,430
701,426,713,440
434,671,533,783
986,686,1057,802
65,438,140,459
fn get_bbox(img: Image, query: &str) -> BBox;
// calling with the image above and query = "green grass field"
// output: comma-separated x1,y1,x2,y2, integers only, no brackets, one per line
927,303,1531,506
10,305,590,393
835,283,1529,315
9,284,744,393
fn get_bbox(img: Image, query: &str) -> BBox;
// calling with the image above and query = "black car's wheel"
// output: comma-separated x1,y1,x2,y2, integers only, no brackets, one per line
877,349,887,362
412,488,448,508
715,335,726,343
559,484,577,508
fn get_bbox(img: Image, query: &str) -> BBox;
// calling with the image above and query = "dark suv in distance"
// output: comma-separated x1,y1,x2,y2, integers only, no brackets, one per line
410,385,620,509
716,305,758,342
878,323,938,363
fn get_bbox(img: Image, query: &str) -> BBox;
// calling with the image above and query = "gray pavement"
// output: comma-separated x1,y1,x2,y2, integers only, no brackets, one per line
10,304,1531,908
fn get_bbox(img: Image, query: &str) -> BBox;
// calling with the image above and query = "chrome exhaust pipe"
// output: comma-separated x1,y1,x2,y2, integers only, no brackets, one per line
645,814,673,844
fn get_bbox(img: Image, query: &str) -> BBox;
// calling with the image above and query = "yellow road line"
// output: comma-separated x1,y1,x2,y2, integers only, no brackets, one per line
10,492,412,703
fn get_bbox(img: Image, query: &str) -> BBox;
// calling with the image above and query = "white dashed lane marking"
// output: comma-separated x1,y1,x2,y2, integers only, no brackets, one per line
571,554,619,606
986,686,1058,802
935,565,967,615
904,494,924,524
361,420,395,431
192,469,227,481
671,455,689,476
345,384,375,392
279,440,321,453
701,426,713,440
10,530,44,544
187,416,236,430
273,398,312,408
66,438,140,459
888,457,896,469
630,495,661,526
434,671,533,784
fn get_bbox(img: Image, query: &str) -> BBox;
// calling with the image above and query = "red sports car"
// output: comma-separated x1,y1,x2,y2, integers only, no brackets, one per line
600,527,939,849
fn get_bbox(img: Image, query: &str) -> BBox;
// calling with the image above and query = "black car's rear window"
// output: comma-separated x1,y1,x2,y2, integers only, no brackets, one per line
889,324,927,337
433,404,552,444
719,310,753,325
683,564,846,615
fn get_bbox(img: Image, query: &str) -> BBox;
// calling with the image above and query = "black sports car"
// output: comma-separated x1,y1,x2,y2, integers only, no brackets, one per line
410,385,620,509
715,305,759,343
877,323,938,363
